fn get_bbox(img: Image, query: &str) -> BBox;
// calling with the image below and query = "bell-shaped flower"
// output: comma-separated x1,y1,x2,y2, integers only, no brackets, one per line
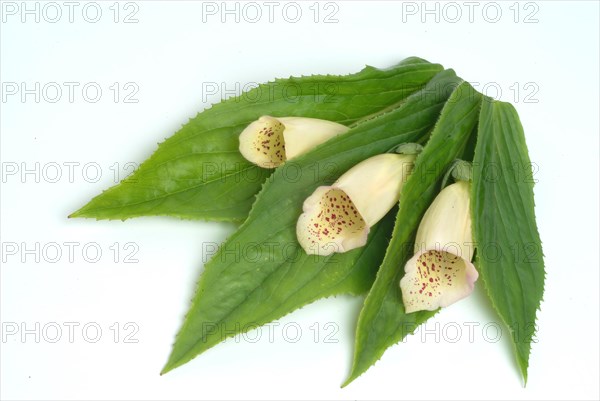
297,153,415,256
400,181,478,313
239,116,349,168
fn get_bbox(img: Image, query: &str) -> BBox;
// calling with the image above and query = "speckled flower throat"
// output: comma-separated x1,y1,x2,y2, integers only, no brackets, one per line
403,250,469,311
301,188,366,253
250,116,285,167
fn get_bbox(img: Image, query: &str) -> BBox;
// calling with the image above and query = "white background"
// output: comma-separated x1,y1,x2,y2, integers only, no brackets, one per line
1,1,599,400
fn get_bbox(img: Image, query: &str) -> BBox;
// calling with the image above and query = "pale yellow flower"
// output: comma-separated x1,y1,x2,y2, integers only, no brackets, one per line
400,181,478,313
297,154,415,256
239,116,349,168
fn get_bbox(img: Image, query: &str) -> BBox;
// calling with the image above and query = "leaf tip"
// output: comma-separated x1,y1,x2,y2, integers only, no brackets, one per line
518,357,529,388
159,360,177,376
68,209,83,219
341,362,366,388
340,376,355,388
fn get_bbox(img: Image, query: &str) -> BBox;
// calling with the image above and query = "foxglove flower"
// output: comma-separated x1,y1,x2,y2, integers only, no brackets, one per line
239,116,349,168
400,181,478,313
297,153,415,256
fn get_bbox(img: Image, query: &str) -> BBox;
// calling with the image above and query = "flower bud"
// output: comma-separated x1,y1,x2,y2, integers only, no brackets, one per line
239,116,349,168
400,181,478,313
297,153,415,256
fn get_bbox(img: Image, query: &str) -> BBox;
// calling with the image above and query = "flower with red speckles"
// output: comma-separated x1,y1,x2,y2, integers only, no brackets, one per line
239,116,349,168
400,181,478,313
296,153,415,256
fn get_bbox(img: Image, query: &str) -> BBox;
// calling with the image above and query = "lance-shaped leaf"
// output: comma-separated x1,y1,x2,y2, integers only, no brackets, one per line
70,57,444,222
161,69,463,374
344,81,482,386
472,99,544,383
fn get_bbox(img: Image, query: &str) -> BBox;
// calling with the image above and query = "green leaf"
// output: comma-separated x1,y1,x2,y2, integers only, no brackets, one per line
161,69,463,374
344,81,483,386
472,99,545,384
70,57,444,222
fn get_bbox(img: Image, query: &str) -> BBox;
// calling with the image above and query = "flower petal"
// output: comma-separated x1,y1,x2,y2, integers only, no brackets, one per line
296,186,369,256
278,117,349,160
400,249,479,313
414,181,473,261
334,153,415,226
238,116,286,168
